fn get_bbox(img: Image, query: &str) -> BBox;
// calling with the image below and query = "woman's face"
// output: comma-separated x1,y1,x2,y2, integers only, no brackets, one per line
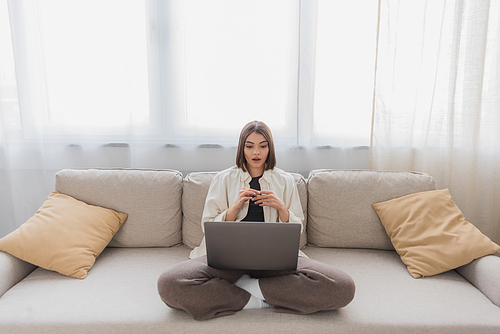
244,131,269,176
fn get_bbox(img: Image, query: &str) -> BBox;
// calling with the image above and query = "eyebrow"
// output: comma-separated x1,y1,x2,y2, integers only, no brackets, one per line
245,140,268,144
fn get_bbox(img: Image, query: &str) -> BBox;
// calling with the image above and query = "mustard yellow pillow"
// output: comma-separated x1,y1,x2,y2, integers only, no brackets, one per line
0,191,127,279
372,189,500,278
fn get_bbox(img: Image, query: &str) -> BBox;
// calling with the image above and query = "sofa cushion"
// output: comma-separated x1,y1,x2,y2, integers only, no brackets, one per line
0,191,127,279
0,247,193,333
1,247,500,333
55,169,183,247
372,188,500,278
182,171,308,249
302,247,500,332
307,170,436,250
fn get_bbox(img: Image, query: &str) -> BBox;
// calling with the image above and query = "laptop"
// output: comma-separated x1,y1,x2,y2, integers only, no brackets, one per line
204,221,301,271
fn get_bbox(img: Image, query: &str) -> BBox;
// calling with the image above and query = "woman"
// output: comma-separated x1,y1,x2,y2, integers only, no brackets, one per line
158,121,355,321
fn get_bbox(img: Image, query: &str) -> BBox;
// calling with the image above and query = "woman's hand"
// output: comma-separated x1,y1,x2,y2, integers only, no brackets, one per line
225,187,260,221
253,190,289,222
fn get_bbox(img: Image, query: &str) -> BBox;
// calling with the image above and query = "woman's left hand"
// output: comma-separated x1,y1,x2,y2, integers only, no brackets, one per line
253,190,289,222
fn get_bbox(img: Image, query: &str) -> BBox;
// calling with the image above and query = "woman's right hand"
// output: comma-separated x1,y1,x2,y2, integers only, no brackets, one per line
225,187,259,221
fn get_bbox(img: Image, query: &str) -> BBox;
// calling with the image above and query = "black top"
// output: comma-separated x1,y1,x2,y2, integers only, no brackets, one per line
242,175,265,222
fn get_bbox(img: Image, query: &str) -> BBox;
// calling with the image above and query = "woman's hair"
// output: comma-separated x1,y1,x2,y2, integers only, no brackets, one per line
236,120,276,172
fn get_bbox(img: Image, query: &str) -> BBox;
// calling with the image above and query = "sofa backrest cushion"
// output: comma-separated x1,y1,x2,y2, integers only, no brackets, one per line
182,171,308,249
55,169,183,248
307,170,436,250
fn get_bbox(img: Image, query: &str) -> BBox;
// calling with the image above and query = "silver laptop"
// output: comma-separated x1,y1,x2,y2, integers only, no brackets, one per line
204,221,301,271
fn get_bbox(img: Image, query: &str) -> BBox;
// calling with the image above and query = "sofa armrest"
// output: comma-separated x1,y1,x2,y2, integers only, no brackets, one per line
455,254,500,307
0,251,36,298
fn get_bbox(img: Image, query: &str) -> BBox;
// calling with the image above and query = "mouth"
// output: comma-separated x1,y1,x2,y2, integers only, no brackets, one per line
252,158,262,163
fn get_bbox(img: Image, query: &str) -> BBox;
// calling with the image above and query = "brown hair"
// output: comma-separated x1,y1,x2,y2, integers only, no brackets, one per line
236,120,276,172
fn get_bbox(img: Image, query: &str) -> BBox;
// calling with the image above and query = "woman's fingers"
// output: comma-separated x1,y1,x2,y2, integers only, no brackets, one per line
253,192,285,211
234,188,259,208
240,187,259,197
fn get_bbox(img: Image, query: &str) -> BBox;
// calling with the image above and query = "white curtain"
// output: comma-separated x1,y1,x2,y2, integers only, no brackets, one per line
0,0,378,237
371,0,500,244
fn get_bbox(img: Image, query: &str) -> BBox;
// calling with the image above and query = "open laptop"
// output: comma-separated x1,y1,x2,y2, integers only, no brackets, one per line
204,221,301,271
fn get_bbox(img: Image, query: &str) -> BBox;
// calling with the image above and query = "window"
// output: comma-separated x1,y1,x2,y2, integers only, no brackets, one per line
41,1,150,127
10,0,151,139
5,0,379,147
311,0,378,147
166,0,299,144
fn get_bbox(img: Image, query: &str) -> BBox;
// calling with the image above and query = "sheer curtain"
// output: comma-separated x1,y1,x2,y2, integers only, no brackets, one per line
0,0,378,237
371,0,500,244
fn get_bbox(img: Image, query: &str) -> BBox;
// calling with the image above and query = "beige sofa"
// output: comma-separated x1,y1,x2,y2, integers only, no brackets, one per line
1,168,499,333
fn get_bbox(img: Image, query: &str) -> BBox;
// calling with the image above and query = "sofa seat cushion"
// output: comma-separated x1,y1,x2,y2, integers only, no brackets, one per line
0,246,192,333
304,247,500,332
0,247,499,333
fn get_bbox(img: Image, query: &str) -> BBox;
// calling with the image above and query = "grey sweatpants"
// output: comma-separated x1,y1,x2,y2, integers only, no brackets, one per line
157,256,355,321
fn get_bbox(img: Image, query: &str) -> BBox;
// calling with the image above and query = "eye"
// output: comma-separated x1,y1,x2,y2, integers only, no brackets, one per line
246,145,253,149
260,145,268,149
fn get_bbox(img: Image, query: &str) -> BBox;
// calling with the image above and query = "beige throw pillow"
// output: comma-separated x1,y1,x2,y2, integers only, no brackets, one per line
0,191,127,279
372,189,500,278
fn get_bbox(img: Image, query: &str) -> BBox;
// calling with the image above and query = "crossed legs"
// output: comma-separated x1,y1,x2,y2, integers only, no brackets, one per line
157,256,355,321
